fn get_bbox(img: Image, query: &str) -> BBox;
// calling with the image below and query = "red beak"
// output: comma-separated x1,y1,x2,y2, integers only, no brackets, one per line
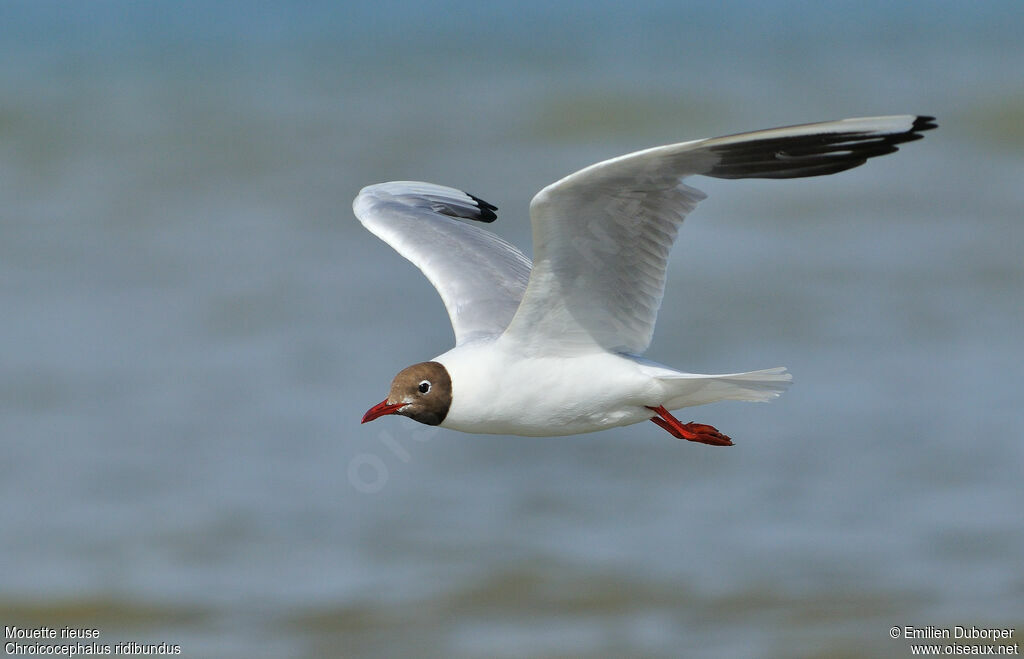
361,399,405,424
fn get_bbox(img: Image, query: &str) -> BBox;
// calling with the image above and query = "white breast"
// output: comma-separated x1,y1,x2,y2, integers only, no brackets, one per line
434,339,660,436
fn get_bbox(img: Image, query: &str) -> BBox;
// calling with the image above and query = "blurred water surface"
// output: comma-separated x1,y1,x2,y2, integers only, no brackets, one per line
1,2,1022,657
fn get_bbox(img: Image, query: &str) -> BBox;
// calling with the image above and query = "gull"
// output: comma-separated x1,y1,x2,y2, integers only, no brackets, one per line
356,115,935,445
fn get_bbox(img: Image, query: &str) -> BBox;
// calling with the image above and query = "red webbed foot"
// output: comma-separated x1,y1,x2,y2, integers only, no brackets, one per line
646,405,733,446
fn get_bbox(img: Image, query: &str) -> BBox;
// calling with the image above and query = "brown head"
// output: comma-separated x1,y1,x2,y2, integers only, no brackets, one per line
361,361,453,426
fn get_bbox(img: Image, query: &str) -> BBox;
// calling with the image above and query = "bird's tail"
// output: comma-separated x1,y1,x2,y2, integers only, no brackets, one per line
638,362,792,410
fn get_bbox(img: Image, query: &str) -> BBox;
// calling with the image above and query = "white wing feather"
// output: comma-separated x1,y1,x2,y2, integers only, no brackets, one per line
353,182,532,345
353,116,934,356
501,115,935,355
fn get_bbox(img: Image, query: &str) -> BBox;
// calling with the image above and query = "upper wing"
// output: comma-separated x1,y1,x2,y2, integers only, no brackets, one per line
501,115,937,356
353,181,532,346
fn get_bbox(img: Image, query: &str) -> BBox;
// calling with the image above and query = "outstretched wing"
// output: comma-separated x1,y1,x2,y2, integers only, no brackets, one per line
354,181,532,345
501,115,936,355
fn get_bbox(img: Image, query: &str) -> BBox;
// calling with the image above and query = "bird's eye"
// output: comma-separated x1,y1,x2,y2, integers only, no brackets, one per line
418,380,431,394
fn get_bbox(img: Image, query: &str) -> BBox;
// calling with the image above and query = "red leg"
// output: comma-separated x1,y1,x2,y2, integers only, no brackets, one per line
646,405,733,446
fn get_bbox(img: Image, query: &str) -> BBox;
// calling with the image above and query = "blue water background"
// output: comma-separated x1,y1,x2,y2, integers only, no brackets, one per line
1,2,1022,657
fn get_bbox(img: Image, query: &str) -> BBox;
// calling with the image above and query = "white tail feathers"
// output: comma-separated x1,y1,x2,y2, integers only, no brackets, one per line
638,363,792,410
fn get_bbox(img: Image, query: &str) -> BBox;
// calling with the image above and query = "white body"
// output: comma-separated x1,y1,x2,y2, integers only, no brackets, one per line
435,337,789,436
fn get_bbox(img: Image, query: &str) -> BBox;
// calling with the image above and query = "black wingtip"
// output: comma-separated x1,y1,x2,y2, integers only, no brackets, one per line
707,115,938,180
913,115,938,132
467,192,498,222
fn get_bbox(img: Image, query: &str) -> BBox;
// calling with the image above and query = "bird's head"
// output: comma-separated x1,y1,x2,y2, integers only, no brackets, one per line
361,361,452,426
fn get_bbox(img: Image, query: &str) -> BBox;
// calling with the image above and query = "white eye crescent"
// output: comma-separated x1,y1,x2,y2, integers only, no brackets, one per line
418,380,431,394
